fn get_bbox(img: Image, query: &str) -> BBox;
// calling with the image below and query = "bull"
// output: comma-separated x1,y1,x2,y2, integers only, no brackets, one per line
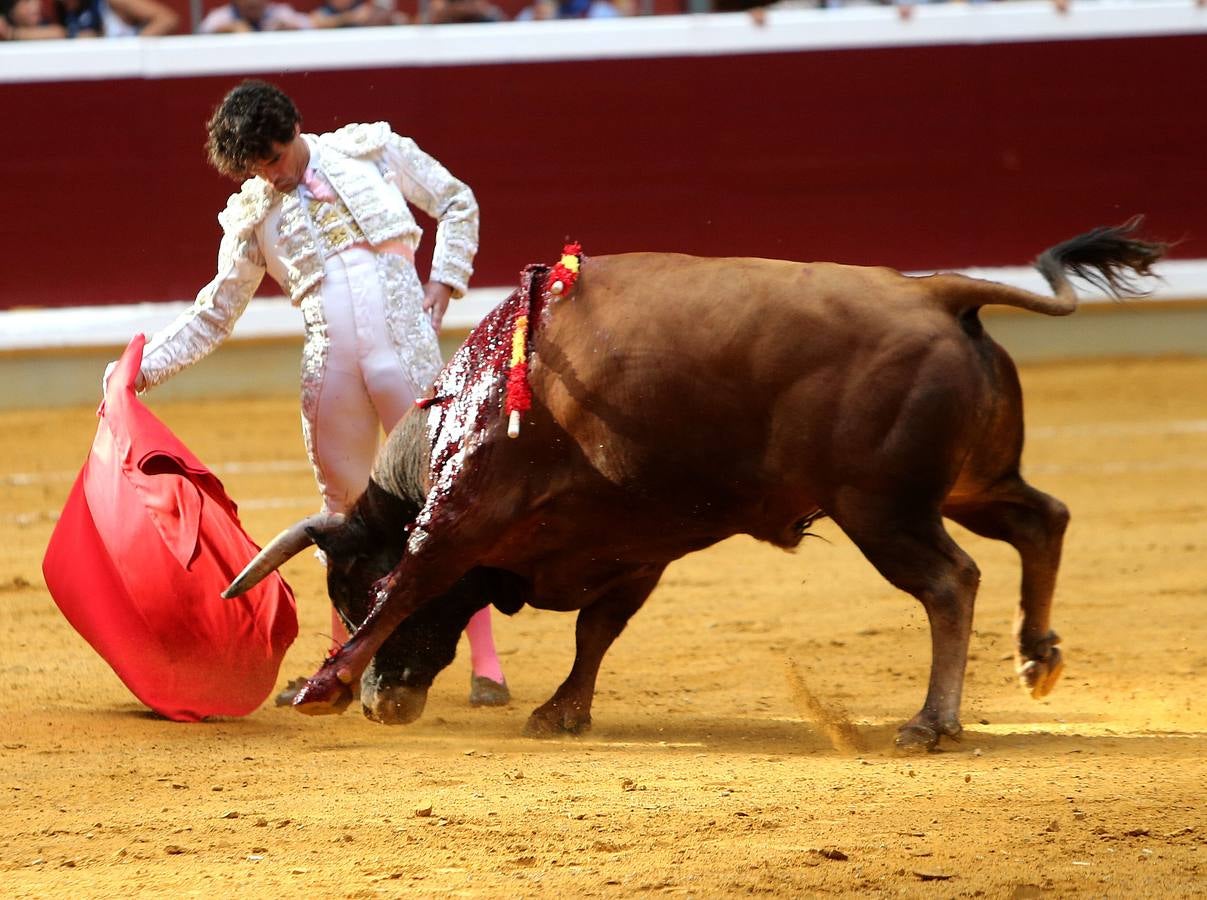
226,219,1164,751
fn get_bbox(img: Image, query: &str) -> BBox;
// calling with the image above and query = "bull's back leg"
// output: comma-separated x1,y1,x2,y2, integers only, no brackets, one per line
942,475,1069,699
525,567,664,736
830,492,981,751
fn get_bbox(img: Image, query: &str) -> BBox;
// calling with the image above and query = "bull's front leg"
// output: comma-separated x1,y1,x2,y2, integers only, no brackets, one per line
293,539,476,716
292,571,418,716
526,569,662,736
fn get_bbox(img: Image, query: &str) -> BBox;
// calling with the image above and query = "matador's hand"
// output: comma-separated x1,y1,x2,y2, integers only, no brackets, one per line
102,360,146,397
422,282,453,334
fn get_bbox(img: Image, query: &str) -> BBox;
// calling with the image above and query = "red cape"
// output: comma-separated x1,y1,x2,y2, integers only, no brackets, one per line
42,336,298,721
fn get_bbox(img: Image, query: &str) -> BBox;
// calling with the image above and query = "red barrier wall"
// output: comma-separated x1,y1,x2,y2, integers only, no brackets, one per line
5,32,1206,309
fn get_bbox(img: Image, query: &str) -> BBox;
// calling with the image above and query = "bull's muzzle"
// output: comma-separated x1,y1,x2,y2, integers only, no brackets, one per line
360,680,430,725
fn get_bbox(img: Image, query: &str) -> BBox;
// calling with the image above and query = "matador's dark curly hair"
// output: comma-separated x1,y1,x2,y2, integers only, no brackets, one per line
205,80,301,179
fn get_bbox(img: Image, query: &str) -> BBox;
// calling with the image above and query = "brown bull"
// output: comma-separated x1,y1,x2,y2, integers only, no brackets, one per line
227,219,1163,750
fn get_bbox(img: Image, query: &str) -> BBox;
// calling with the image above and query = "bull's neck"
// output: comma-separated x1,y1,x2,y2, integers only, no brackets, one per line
359,477,423,540
371,410,432,507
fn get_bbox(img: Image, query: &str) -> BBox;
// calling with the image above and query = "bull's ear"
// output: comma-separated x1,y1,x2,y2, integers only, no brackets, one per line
306,523,339,556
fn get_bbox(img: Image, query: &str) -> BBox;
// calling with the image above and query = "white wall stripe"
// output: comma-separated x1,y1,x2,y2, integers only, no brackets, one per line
3,3,1206,85
4,263,1205,354
0,290,513,352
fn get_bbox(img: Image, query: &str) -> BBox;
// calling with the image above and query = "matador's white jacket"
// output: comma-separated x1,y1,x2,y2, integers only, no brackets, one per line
138,122,479,391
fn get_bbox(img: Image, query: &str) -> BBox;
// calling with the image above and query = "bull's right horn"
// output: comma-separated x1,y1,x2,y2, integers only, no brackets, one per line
222,512,346,599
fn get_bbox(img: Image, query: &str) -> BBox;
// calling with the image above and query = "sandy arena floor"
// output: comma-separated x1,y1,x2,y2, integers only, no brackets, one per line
1,356,1205,898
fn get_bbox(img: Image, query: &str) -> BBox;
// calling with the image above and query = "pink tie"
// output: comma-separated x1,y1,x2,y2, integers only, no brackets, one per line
302,168,337,203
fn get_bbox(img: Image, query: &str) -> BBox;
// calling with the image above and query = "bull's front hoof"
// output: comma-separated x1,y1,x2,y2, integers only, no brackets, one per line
361,684,429,725
1018,646,1064,699
274,676,309,707
291,676,355,716
524,702,591,737
276,674,359,707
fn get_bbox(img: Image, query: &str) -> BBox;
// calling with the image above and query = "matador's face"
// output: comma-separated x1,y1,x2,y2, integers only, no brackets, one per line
247,123,309,194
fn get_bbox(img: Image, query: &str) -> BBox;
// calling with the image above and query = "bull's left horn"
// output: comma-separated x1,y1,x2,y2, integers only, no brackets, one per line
222,512,346,598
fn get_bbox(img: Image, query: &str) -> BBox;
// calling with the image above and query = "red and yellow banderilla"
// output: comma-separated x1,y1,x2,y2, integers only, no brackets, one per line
505,243,582,439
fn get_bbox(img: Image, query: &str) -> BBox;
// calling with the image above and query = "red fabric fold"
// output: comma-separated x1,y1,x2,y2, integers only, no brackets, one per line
42,335,298,721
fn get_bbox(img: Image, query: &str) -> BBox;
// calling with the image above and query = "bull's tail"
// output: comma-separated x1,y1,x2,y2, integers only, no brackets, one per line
934,215,1167,317
1033,216,1167,310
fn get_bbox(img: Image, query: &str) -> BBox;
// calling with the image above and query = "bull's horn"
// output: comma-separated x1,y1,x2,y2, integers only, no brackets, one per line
222,512,346,599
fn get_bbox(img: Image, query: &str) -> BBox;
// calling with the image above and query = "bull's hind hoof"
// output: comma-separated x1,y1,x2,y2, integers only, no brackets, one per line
895,716,962,753
1018,646,1064,699
469,675,510,707
524,703,591,737
894,723,940,753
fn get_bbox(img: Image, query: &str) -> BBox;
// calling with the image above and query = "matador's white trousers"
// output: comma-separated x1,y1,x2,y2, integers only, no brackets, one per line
298,246,442,515
293,247,503,682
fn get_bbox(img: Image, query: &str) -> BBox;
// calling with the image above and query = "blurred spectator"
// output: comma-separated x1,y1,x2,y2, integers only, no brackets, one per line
1,0,67,38
424,0,504,23
515,0,620,19
53,0,178,35
311,0,404,28
199,0,312,32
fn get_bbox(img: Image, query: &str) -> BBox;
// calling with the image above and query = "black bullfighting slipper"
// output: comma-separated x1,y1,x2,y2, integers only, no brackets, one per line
469,675,510,707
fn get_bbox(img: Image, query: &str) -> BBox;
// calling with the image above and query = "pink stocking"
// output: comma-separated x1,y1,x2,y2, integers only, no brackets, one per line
465,607,504,683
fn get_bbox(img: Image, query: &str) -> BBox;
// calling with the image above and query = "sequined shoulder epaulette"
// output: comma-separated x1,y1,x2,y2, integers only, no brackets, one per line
217,178,274,240
323,121,392,158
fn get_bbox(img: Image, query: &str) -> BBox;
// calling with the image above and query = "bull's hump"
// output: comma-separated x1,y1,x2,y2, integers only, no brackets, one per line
581,254,864,312
371,410,430,506
592,251,807,273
